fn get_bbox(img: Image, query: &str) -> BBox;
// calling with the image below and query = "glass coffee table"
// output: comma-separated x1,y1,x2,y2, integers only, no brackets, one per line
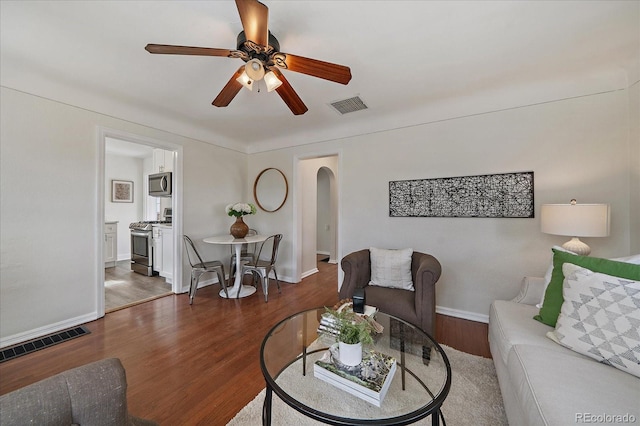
260,307,451,425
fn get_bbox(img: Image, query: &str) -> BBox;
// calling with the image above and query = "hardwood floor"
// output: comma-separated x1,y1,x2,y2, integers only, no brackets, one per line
0,258,490,425
105,261,172,312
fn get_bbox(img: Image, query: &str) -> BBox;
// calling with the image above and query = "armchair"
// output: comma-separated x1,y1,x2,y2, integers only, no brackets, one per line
339,249,442,335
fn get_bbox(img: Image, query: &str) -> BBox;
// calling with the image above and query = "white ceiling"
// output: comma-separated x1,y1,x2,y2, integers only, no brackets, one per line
1,1,638,154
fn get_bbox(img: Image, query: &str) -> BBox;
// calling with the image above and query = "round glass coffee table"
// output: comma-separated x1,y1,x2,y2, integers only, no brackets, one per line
260,307,451,425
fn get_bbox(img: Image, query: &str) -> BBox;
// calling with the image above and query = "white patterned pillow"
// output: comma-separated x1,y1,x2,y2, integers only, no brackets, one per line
368,247,414,291
548,263,640,378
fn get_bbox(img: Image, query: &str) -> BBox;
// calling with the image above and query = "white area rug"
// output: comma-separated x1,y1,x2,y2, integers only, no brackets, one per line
227,345,506,425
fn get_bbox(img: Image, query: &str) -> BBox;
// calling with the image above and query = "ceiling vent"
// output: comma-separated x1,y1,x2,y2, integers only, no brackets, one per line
329,96,368,115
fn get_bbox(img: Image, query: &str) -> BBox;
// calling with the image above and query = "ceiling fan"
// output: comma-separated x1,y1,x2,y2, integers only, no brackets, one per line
145,0,352,115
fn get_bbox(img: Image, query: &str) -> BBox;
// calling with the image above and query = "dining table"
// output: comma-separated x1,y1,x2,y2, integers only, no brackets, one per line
202,234,268,298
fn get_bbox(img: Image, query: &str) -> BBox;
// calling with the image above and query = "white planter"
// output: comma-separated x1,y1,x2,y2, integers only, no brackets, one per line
338,341,362,366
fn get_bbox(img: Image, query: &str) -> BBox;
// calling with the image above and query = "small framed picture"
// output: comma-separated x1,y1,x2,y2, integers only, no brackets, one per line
112,180,133,203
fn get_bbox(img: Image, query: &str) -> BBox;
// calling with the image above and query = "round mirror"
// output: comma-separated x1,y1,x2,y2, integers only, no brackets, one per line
254,168,288,212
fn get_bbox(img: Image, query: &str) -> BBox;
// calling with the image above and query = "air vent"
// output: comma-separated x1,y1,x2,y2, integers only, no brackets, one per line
0,326,90,363
329,96,368,115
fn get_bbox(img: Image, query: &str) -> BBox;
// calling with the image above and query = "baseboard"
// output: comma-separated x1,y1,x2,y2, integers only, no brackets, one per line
301,268,319,280
436,306,489,324
0,312,98,349
117,254,131,262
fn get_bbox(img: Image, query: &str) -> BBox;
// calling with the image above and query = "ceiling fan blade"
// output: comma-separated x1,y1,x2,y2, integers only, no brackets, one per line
271,69,308,115
212,67,245,107
275,53,352,85
235,0,269,46
145,44,235,57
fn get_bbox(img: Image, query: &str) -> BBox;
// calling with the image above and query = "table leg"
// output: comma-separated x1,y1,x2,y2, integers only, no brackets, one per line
262,383,273,426
432,409,442,426
219,243,256,298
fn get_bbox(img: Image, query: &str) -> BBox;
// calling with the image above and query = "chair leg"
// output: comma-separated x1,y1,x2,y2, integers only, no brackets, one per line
217,267,229,298
273,268,281,294
229,259,236,287
190,271,202,305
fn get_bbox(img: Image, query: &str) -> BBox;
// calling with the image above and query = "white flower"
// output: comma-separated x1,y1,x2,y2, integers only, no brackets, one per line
226,202,256,217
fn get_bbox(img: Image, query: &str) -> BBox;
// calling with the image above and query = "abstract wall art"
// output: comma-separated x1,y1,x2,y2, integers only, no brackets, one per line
389,171,534,218
111,179,133,203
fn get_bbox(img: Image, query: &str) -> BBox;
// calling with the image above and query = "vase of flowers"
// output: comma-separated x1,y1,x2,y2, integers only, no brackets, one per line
226,203,256,238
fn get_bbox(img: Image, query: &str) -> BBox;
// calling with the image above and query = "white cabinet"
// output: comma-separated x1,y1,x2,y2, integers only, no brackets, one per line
153,149,173,173
104,222,118,268
152,225,173,283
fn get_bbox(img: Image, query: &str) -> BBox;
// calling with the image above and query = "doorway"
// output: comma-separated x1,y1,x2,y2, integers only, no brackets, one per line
97,127,183,317
296,154,339,285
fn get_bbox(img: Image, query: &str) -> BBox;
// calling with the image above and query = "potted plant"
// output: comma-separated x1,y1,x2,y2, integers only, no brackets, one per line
324,306,375,366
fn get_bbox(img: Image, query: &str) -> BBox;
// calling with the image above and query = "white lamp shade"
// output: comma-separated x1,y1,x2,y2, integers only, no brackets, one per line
245,59,265,81
236,70,253,91
264,71,282,92
541,203,610,237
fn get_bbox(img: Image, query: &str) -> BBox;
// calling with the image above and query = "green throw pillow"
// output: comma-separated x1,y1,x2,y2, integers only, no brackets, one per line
534,248,640,327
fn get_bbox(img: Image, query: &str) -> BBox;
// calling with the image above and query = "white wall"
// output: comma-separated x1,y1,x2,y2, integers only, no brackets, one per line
105,152,144,260
317,168,331,255
629,80,640,254
0,87,246,346
248,89,634,321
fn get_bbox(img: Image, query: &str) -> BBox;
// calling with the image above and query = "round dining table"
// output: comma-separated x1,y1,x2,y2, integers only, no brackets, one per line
202,234,268,298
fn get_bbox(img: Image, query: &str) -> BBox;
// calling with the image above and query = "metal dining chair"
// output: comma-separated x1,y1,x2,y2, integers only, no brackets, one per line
228,228,258,286
241,234,283,302
183,235,228,304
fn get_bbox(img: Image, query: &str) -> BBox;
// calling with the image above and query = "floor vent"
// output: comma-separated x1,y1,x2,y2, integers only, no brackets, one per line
0,326,90,363
329,96,368,115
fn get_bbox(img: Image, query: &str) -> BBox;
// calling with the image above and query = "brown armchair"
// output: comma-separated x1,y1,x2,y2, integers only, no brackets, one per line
339,249,442,335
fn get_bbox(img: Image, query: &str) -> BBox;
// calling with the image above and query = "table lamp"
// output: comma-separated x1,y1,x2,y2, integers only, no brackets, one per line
540,199,610,256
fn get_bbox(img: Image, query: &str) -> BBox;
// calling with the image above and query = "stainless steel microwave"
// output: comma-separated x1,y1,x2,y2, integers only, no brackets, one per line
149,172,172,197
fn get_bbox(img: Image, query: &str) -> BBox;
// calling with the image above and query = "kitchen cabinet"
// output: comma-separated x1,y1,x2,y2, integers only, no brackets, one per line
153,149,173,173
152,225,173,283
104,222,118,268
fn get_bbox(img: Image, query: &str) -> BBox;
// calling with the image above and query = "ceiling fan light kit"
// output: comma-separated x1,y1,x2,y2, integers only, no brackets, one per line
144,0,352,115
263,70,283,92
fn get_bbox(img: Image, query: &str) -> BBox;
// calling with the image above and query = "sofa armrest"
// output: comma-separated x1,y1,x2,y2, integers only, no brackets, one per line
0,358,158,426
511,276,546,306
339,249,371,299
413,252,442,335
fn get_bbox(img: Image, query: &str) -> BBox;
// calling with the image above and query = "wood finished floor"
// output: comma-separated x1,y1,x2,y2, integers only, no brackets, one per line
0,257,490,425
105,261,172,312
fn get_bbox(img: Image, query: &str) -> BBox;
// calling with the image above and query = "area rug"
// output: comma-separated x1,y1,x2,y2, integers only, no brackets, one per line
226,345,507,425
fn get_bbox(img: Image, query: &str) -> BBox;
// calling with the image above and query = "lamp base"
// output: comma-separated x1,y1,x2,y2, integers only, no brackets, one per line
561,237,591,256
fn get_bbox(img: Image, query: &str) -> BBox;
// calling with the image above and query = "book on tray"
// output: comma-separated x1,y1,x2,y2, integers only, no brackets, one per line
313,344,396,407
317,304,378,338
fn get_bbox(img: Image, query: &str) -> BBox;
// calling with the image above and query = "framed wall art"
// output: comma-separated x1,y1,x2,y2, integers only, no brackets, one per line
389,171,534,218
111,180,133,203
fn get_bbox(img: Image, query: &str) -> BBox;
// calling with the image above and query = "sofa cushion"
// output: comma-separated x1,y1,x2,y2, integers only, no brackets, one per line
549,263,640,378
535,249,640,327
368,247,414,291
365,285,419,326
489,300,589,367
507,344,640,426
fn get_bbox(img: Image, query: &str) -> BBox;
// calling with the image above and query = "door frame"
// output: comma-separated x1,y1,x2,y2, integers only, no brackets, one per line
96,126,183,316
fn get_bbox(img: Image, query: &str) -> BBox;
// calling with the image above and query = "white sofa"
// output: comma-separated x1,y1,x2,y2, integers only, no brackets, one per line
489,277,640,426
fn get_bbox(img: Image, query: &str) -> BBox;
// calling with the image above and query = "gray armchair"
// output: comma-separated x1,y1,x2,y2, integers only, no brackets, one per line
339,249,442,335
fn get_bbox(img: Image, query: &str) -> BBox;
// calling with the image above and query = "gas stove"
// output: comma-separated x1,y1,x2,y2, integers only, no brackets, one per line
129,221,172,231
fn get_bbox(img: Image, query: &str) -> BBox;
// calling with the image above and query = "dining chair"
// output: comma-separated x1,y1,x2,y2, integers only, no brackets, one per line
228,228,258,286
183,235,228,304
241,234,283,302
